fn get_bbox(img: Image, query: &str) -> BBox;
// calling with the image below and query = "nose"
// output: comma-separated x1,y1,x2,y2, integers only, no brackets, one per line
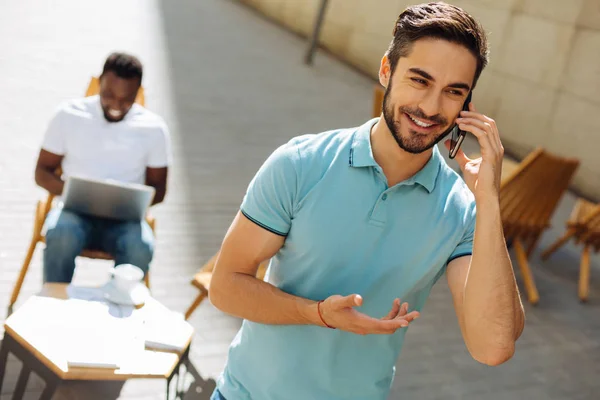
418,90,443,119
105,98,121,111
114,100,128,111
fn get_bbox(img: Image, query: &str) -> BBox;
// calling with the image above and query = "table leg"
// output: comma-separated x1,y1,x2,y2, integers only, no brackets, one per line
1,334,61,400
175,363,182,398
39,380,59,400
178,348,191,399
12,365,31,400
166,376,171,400
166,346,191,400
0,336,11,394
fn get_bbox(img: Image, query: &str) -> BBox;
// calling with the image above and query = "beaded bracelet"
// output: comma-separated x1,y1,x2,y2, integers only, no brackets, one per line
317,300,335,329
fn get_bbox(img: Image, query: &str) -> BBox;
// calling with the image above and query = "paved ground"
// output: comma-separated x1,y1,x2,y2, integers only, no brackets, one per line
0,0,599,399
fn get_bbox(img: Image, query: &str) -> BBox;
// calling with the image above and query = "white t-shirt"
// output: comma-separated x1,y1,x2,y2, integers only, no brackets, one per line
41,95,172,185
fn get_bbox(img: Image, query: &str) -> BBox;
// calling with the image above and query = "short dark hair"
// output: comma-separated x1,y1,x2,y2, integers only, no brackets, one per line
101,52,143,83
388,2,489,87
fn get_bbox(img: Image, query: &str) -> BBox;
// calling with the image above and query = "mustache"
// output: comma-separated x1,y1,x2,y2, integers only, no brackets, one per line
398,106,448,126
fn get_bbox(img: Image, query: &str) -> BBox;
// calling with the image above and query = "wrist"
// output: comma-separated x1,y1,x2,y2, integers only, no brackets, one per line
317,300,335,329
474,190,500,207
298,299,323,327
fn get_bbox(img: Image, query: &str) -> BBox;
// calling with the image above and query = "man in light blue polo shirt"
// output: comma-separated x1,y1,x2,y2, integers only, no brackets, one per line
209,3,525,399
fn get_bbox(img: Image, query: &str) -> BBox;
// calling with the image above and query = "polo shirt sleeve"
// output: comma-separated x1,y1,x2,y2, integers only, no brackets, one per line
447,200,476,264
240,143,299,237
147,120,172,168
41,104,68,156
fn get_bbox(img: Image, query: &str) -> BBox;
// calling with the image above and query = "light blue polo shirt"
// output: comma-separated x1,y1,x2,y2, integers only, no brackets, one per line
217,118,476,400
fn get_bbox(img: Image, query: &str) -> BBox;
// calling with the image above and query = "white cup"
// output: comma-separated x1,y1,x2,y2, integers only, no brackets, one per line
110,264,144,293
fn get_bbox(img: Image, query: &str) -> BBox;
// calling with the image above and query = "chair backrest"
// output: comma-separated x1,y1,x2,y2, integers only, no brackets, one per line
85,76,146,106
567,198,600,227
572,200,600,248
582,207,600,227
499,148,580,240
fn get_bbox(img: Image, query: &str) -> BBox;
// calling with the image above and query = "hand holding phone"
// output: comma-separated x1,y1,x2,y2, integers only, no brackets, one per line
449,92,472,159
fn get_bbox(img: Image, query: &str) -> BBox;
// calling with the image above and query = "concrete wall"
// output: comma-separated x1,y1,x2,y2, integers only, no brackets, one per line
240,0,600,201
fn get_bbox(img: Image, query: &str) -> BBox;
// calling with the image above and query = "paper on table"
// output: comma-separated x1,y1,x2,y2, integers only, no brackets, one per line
140,298,193,353
58,298,142,369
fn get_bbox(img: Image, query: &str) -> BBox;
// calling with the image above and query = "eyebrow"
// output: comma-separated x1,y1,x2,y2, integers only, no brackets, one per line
408,67,471,91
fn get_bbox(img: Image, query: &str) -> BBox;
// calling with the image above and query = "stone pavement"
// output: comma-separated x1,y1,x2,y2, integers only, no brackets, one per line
0,0,598,399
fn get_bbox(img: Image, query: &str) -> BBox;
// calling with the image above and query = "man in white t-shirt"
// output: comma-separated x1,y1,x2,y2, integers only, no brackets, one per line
34,52,172,283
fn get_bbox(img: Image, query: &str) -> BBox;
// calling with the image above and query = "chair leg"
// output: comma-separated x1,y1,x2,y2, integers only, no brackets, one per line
541,227,576,260
514,239,540,305
579,245,591,302
9,239,39,309
184,292,207,320
526,232,542,259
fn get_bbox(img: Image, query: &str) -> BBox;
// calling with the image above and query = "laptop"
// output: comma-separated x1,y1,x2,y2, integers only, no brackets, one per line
62,175,155,221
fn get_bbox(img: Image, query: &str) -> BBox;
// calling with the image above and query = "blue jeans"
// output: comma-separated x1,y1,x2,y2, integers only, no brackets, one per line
43,208,154,283
210,389,226,400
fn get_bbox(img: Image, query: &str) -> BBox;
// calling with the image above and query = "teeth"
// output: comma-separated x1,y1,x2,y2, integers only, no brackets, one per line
108,109,122,117
409,115,433,128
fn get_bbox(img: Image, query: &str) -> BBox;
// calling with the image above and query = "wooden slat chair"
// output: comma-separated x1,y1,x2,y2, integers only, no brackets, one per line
541,199,600,301
468,152,520,186
9,77,154,311
372,84,384,118
184,253,268,320
498,148,580,304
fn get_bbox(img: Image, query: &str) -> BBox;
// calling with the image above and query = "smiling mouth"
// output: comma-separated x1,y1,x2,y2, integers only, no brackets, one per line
405,113,438,128
108,109,123,118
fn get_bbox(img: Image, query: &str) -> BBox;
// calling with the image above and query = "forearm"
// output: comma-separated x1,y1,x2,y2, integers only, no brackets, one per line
210,270,322,326
34,168,64,196
463,195,524,361
150,185,166,205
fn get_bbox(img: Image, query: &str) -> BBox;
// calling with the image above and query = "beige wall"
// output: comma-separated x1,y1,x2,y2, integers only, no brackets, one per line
240,0,600,201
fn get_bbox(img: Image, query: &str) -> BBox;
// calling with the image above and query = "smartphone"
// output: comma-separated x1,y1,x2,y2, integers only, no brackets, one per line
449,91,472,159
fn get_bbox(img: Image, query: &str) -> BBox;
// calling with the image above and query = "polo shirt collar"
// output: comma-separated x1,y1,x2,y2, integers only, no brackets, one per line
349,118,441,193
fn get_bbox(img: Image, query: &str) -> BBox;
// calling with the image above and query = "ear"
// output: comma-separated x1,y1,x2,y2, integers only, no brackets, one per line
379,55,391,88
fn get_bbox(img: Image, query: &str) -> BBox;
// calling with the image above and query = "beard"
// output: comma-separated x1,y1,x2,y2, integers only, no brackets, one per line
382,82,456,154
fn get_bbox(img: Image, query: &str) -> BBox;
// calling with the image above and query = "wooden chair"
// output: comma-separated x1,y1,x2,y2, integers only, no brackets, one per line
499,148,580,304
372,84,384,118
9,77,153,311
469,152,520,186
541,199,600,301
184,253,269,320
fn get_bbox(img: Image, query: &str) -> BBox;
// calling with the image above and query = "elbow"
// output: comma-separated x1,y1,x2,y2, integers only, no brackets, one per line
157,186,167,203
208,289,222,311
153,194,165,206
471,344,515,366
151,186,167,205
208,274,227,312
34,168,43,188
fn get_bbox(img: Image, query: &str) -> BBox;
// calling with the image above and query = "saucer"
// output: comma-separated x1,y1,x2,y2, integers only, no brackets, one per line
102,280,149,307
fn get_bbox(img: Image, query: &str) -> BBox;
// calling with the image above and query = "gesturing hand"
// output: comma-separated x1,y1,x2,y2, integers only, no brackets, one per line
318,294,420,335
